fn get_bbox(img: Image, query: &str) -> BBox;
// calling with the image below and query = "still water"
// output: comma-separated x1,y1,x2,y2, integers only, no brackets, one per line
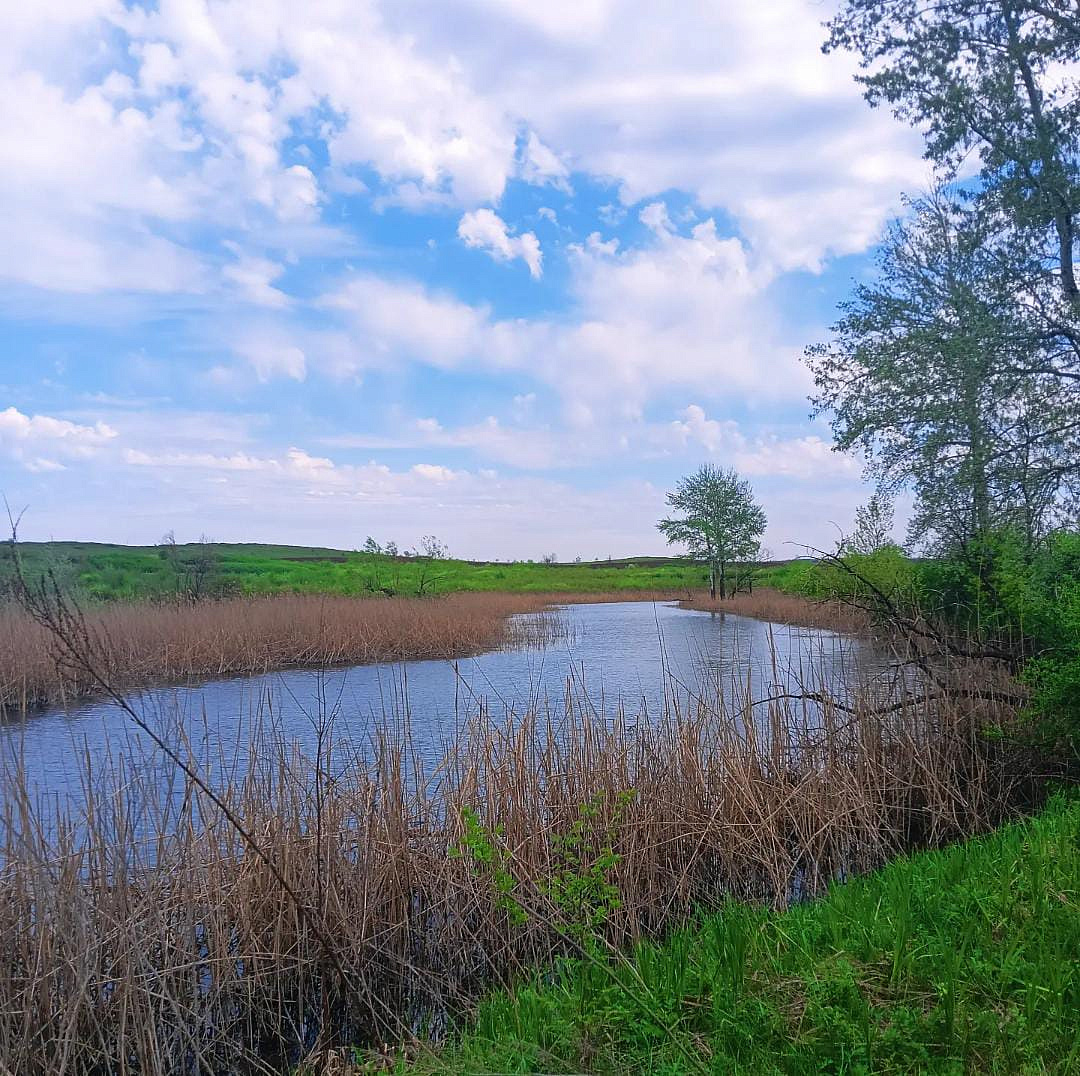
0,600,877,811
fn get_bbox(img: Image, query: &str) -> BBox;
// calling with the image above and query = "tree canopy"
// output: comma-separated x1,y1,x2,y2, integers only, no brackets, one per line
658,465,766,599
807,190,1079,551
826,0,1080,304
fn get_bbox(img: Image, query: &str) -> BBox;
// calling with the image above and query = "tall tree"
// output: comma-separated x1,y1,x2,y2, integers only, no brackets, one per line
806,191,1077,552
658,465,766,599
826,0,1080,303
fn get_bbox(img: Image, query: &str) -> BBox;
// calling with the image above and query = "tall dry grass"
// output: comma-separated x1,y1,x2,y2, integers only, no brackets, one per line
679,587,872,633
0,652,1037,1075
0,592,571,712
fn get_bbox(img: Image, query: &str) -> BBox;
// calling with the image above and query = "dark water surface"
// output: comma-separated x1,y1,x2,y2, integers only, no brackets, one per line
1,601,878,812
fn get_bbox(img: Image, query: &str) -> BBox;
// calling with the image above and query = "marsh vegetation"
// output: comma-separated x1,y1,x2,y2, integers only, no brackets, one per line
0,630,1033,1076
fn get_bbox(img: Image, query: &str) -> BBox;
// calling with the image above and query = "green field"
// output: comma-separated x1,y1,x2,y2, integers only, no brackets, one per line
1,540,803,602
401,792,1080,1075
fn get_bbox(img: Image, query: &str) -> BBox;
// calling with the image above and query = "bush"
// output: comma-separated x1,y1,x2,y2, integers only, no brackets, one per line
917,529,1080,756
784,545,919,606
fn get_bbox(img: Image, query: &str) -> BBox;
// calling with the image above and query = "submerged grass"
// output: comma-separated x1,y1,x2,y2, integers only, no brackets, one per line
408,790,1079,1075
0,644,1041,1075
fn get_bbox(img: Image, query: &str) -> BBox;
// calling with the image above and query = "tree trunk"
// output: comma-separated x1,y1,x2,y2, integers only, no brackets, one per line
709,565,717,600
718,561,727,600
1056,210,1079,305
1005,4,1080,303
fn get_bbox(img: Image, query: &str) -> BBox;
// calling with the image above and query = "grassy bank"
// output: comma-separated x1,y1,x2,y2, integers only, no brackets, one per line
397,791,1079,1075
0,649,1031,1075
3,540,803,602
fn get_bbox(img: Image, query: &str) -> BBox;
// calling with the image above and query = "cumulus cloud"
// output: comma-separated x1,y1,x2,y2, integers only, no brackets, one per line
0,406,117,471
0,0,923,300
639,201,673,236
667,405,861,481
393,0,924,266
519,131,571,191
307,214,810,417
549,218,805,412
458,209,543,278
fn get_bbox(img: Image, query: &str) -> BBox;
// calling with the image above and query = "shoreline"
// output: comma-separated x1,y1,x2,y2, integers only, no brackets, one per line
2,587,838,714
0,642,1033,1076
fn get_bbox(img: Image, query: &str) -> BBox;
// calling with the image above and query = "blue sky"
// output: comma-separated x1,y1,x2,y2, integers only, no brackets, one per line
0,0,926,559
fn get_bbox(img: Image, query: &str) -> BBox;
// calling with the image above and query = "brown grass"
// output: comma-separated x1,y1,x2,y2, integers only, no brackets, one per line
0,590,706,713
679,587,873,633
0,650,1036,1075
0,592,565,712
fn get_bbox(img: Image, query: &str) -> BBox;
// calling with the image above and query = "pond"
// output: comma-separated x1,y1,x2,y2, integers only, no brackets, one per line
0,600,880,814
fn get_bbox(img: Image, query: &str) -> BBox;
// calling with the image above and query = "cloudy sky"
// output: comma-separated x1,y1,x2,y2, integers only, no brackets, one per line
0,0,925,559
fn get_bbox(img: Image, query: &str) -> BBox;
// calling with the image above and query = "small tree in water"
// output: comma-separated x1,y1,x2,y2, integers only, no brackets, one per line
658,464,766,599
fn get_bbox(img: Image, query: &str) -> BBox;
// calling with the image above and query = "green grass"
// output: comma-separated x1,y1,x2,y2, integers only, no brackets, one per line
399,792,1079,1075
2,541,805,602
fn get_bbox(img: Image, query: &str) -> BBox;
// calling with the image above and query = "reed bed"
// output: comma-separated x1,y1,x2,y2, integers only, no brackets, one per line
0,592,575,712
0,652,1037,1075
680,587,872,634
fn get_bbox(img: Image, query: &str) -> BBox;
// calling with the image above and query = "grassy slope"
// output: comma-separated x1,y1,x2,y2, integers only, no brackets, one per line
4,541,804,601
401,793,1079,1075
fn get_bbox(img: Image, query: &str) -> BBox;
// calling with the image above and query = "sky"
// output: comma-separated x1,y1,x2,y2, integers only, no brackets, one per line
0,0,928,560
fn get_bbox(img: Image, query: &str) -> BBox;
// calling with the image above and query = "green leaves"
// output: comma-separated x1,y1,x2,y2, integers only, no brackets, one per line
544,793,629,953
826,0,1080,303
808,188,1079,554
658,465,767,598
420,794,1080,1074
453,805,528,927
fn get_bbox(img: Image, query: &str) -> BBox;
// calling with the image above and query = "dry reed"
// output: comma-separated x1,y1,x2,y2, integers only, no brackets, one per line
2,587,851,713
680,587,872,633
0,650,1036,1075
0,592,573,712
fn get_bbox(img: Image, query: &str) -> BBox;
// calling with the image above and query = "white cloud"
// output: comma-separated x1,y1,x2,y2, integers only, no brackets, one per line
0,395,875,556
221,244,290,308
0,406,117,471
737,435,861,480
125,444,338,480
232,328,308,382
639,201,673,236
550,219,806,412
310,214,810,417
0,0,922,300
411,462,458,481
322,274,493,369
458,208,543,278
668,405,861,481
519,131,571,191
393,0,924,266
